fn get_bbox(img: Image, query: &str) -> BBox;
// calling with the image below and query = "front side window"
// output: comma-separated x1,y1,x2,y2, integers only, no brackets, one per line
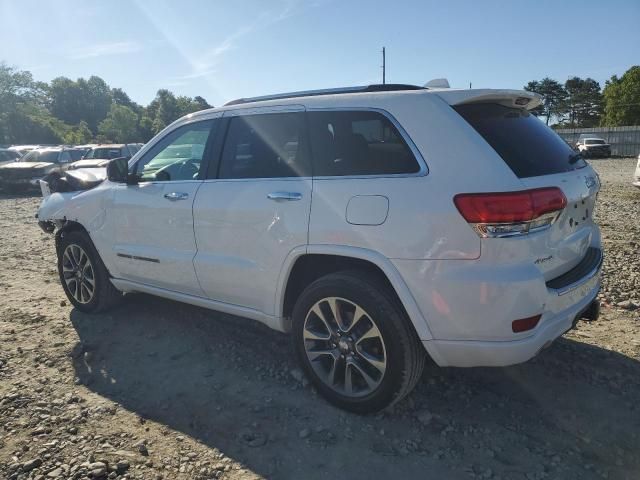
218,112,310,179
307,110,420,176
134,120,215,182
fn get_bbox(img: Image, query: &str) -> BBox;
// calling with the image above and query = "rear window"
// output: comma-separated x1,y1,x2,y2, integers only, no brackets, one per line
585,139,605,145
87,148,123,159
454,104,586,178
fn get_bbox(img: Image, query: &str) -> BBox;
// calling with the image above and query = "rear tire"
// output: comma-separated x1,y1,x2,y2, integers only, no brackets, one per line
57,230,122,313
292,270,425,413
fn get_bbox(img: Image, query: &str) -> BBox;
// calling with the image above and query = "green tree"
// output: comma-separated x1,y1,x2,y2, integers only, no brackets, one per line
601,66,640,126
564,77,602,127
49,75,112,133
98,104,138,143
524,78,568,125
111,87,140,112
144,90,211,136
137,115,155,142
194,96,212,110
0,63,61,144
63,121,93,145
49,76,84,125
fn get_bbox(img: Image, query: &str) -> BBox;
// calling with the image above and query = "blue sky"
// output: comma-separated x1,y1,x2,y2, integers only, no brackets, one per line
1,0,638,106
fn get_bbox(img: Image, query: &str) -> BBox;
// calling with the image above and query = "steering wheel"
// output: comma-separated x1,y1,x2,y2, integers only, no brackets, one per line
176,158,200,180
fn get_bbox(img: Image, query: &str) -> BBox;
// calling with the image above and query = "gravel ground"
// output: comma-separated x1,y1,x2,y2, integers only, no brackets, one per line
1,158,639,480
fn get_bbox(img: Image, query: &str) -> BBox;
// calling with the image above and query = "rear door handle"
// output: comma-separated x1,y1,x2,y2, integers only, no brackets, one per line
267,191,303,201
164,192,189,201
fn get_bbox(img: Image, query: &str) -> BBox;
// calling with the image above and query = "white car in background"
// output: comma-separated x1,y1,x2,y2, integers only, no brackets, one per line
633,154,640,188
575,136,611,158
36,84,602,412
0,148,22,166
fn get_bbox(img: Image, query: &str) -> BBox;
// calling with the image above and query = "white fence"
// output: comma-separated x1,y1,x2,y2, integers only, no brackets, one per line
555,126,640,157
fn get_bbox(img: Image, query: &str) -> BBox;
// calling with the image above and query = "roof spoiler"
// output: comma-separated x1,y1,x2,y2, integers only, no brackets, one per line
434,89,543,110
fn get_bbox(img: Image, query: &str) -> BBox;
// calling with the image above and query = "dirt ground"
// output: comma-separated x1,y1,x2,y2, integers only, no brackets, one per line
1,158,639,480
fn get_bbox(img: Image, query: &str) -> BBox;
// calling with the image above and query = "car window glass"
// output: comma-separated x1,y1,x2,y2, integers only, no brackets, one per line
135,120,215,182
69,150,84,161
307,111,419,176
218,112,310,179
59,151,71,163
454,104,587,178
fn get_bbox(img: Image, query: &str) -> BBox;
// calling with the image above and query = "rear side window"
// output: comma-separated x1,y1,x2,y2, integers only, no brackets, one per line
308,110,420,176
454,104,586,178
219,113,310,179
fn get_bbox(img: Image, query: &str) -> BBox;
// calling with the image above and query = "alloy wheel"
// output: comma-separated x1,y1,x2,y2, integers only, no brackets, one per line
303,297,387,397
61,244,95,304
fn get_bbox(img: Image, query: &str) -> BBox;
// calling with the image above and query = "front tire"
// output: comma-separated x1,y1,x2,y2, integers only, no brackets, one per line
57,230,122,313
292,271,425,413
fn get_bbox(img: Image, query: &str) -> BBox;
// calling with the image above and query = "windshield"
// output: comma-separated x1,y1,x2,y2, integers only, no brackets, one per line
22,150,60,163
454,103,587,178
585,139,606,145
86,147,123,159
0,151,19,161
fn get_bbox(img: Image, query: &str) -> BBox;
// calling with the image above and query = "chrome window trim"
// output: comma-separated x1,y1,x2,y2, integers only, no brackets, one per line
201,177,312,184
132,106,428,182
305,106,428,179
222,104,306,117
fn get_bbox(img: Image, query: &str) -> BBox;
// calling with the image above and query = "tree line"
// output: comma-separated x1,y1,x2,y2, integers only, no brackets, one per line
0,63,212,145
2,62,639,146
524,65,640,128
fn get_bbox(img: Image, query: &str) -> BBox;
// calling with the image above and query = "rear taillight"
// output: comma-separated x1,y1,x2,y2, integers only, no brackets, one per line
454,187,567,238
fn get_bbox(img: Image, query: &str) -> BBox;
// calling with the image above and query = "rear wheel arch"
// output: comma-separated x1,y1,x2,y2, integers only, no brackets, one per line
279,248,433,341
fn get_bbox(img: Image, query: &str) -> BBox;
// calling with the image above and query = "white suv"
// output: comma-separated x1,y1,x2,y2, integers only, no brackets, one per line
36,84,603,413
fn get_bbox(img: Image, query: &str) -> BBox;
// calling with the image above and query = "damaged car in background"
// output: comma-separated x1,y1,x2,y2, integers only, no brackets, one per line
0,147,84,191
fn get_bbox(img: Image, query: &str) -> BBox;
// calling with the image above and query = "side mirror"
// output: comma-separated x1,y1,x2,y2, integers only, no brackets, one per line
107,157,133,183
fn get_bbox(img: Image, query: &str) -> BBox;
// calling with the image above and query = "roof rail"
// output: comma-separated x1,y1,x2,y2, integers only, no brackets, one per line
224,84,425,106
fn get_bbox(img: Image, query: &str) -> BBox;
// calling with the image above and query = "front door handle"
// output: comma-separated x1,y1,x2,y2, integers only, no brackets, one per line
164,192,189,201
267,191,303,201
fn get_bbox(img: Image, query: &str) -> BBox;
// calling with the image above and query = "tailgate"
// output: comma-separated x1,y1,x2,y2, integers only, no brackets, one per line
519,167,600,280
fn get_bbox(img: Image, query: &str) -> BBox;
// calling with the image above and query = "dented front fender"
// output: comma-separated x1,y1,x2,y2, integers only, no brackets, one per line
37,184,111,234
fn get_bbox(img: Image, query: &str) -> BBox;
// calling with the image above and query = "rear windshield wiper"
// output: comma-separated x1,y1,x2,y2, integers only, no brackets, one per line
568,152,583,164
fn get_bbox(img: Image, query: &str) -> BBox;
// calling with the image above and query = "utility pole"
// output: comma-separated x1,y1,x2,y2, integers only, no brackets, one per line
382,47,386,84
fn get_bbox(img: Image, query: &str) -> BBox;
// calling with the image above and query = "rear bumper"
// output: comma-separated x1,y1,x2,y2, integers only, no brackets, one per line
583,148,611,158
423,283,599,367
393,246,603,367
